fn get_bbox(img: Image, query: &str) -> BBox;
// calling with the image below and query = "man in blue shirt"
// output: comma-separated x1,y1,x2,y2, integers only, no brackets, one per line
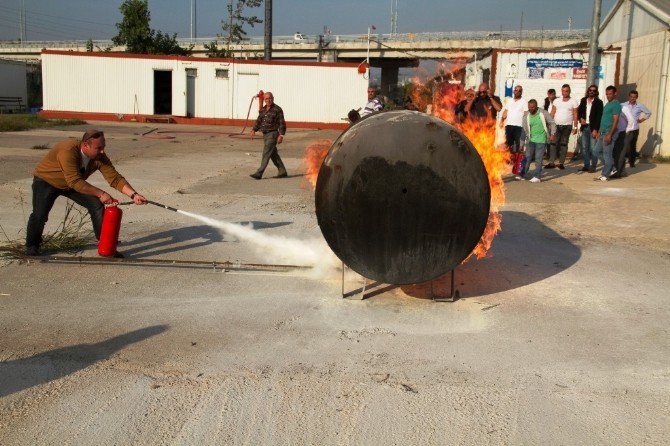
623,90,652,167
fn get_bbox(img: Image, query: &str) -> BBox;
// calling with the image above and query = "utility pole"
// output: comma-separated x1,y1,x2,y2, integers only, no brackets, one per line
226,0,233,49
391,0,398,35
190,0,197,41
586,0,602,90
19,0,26,43
264,0,272,60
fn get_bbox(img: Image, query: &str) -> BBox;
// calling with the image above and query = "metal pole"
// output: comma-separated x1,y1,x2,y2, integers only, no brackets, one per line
20,0,26,43
586,0,602,91
190,0,195,41
264,0,272,60
367,26,371,64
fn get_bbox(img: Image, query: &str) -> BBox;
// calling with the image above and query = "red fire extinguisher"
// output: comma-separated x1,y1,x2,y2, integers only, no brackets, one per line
98,200,122,257
257,90,264,111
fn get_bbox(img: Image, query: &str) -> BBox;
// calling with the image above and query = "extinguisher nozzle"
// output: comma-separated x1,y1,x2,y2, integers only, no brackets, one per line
147,200,179,212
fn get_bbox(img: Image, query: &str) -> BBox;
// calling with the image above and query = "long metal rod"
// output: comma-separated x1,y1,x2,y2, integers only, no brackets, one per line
21,254,310,272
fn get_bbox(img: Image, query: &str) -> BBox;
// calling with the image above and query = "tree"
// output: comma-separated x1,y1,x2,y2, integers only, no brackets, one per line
222,0,263,49
204,40,233,58
112,0,191,55
112,0,152,54
150,31,192,56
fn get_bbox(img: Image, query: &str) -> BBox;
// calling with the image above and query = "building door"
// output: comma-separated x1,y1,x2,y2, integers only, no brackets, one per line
235,72,259,119
186,68,197,118
154,70,172,115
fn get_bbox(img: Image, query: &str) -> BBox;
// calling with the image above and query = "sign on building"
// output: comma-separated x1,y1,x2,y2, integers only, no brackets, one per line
526,58,584,68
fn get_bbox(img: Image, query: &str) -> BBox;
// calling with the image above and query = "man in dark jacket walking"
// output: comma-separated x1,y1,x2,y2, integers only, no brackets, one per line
250,92,288,180
576,85,604,173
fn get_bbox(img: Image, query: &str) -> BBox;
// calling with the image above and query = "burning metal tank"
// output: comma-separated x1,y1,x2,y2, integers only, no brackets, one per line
315,110,491,285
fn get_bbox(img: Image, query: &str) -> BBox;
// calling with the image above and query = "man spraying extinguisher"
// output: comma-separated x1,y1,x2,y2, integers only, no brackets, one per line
25,129,147,258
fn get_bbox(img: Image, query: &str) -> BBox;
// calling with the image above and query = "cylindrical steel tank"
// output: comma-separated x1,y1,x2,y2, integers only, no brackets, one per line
315,110,491,285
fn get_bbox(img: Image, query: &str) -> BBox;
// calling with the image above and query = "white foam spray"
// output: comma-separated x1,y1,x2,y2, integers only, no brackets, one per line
177,210,342,279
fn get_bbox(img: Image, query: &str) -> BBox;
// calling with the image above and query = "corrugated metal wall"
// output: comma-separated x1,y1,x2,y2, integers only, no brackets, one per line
42,53,367,124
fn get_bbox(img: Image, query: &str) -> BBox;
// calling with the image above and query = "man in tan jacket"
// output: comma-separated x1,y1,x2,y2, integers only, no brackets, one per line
25,129,147,257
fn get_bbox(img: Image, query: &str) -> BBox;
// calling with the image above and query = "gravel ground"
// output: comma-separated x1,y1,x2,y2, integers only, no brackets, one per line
0,122,668,445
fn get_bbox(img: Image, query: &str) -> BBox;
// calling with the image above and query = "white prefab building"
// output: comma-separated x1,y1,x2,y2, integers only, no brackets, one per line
41,50,368,128
599,0,670,157
0,59,28,112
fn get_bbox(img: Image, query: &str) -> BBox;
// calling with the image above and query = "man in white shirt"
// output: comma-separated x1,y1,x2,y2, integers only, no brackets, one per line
501,85,528,154
623,90,652,167
546,84,579,169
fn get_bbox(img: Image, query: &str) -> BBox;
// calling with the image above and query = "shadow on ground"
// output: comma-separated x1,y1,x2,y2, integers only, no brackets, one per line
0,325,168,398
402,210,582,299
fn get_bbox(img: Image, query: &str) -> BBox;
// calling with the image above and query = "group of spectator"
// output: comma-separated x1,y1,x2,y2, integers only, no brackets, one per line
467,81,652,183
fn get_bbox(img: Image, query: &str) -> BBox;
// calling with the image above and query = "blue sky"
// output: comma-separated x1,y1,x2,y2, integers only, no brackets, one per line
0,0,617,41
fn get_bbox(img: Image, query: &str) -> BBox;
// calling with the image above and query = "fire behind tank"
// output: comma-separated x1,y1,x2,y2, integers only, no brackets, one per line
315,110,491,285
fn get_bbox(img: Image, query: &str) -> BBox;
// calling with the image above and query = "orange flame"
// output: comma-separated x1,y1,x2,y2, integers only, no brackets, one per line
302,139,333,189
427,78,508,260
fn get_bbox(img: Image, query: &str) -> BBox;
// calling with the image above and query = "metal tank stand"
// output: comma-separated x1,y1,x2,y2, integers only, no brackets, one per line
340,263,397,300
342,262,369,300
431,269,460,302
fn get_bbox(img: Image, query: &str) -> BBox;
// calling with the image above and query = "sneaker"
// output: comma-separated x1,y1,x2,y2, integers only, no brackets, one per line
558,164,565,170
249,172,262,180
594,175,608,181
25,246,40,256
579,167,589,172
514,175,525,181
611,169,617,175
544,163,556,169
529,177,541,183
112,251,125,259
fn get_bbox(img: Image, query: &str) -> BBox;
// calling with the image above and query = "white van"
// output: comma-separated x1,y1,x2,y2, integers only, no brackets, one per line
294,32,307,41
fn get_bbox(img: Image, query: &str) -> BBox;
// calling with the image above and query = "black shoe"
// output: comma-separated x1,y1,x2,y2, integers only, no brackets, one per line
558,164,565,170
25,246,40,256
276,172,288,178
249,172,262,180
544,163,556,169
112,251,125,259
579,167,589,172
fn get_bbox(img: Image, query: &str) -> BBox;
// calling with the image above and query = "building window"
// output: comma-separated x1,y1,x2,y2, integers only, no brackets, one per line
215,68,229,79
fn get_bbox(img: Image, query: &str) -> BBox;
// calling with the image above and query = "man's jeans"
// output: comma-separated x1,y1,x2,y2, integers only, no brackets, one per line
26,177,103,249
593,133,616,177
549,125,572,164
624,129,640,167
505,125,523,154
581,125,597,170
523,142,546,179
255,130,287,176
